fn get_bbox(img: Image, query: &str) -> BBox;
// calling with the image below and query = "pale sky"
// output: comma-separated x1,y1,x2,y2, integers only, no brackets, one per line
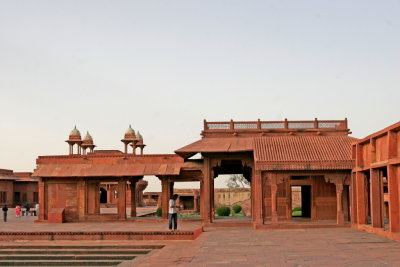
1,1,399,191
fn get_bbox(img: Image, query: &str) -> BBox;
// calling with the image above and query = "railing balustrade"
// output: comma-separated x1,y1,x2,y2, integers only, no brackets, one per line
204,119,347,131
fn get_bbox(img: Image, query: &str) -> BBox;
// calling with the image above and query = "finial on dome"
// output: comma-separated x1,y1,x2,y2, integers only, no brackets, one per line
83,131,93,141
125,125,135,135
69,126,81,137
136,131,143,141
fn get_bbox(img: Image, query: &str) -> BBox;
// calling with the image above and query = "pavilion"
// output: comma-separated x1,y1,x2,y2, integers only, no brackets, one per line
33,119,355,226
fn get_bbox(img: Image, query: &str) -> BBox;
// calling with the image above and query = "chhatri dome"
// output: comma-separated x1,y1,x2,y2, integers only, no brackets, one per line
69,126,81,137
125,125,135,136
83,131,93,142
136,131,143,141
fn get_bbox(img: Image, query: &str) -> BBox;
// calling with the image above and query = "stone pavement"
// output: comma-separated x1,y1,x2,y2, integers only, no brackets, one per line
2,211,400,266
131,227,400,267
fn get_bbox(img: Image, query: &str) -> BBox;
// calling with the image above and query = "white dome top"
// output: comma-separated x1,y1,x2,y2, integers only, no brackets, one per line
70,126,81,136
83,131,93,141
136,131,143,141
125,125,135,135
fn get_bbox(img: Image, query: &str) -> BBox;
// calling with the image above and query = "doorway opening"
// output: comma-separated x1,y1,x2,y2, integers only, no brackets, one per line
173,181,201,218
99,188,107,204
212,159,252,222
291,185,311,218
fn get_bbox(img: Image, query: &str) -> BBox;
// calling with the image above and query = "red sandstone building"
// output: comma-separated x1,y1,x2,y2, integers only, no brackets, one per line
351,121,400,240
0,169,38,207
33,119,355,227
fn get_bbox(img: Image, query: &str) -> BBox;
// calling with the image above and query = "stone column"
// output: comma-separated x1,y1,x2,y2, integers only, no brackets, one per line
95,182,100,213
336,183,345,224
271,174,278,224
350,172,358,224
38,178,45,221
388,165,399,232
251,177,255,221
199,180,204,216
210,173,215,221
106,184,112,206
118,179,127,220
161,178,171,219
170,182,174,199
356,172,367,224
311,176,317,220
201,158,212,223
370,169,383,228
253,170,264,225
130,178,137,217
194,195,199,212
77,179,85,220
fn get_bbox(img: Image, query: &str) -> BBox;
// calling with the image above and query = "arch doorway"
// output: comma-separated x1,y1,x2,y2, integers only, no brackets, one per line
100,188,107,204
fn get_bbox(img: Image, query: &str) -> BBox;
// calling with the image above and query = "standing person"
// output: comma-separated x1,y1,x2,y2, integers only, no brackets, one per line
24,204,30,216
168,194,179,231
15,204,21,218
2,205,8,222
35,203,39,216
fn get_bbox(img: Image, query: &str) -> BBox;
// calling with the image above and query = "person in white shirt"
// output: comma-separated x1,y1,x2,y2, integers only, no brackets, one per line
168,194,179,231
35,203,39,216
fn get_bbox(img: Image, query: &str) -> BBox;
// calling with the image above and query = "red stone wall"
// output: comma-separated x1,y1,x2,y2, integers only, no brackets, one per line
45,181,79,221
13,182,38,205
291,186,301,209
313,176,336,220
0,180,13,206
214,188,251,215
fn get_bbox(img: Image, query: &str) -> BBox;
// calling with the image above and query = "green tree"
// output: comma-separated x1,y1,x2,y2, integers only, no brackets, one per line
226,174,250,188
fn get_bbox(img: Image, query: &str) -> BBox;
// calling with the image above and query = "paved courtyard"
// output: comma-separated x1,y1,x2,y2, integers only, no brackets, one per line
2,212,400,266
131,227,400,267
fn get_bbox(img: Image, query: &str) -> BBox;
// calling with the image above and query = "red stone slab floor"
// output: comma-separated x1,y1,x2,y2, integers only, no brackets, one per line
130,227,400,267
2,211,400,266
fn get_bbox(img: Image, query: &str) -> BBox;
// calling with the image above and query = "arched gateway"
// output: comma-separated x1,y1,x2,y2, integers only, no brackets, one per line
33,119,355,227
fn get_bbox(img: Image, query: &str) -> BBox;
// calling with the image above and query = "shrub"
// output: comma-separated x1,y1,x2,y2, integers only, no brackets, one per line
232,204,242,214
292,206,302,212
156,207,162,217
216,206,230,216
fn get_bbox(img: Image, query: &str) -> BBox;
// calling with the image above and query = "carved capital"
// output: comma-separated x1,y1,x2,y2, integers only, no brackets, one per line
277,174,290,184
336,183,344,194
324,173,350,185
210,159,222,168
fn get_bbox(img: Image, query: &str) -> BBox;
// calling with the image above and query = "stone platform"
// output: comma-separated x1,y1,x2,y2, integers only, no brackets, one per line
0,209,203,241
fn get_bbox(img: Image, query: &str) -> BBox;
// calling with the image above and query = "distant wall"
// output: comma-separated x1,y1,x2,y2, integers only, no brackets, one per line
214,188,251,215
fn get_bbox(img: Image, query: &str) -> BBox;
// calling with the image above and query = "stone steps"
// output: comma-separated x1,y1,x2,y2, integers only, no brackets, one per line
0,245,163,266
0,249,151,255
0,245,164,249
0,260,122,266
0,255,136,260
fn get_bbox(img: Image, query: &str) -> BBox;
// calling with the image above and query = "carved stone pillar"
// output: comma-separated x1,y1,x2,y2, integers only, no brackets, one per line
106,184,112,206
370,169,383,228
199,180,204,217
194,195,198,212
118,179,127,220
336,183,344,224
130,178,137,217
38,178,45,221
170,181,174,199
77,178,85,220
350,172,357,224
201,158,212,223
355,172,366,224
271,174,278,224
388,165,399,232
161,178,171,220
253,170,264,225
